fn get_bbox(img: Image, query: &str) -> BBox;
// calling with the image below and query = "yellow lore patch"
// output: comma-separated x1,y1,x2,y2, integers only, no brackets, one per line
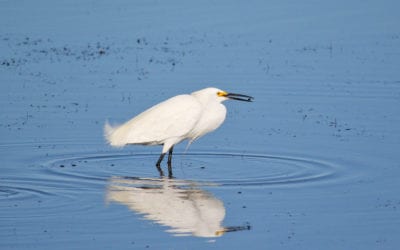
217,91,228,97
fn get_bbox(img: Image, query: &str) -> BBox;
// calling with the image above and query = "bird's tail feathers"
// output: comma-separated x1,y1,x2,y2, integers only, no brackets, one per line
104,120,125,147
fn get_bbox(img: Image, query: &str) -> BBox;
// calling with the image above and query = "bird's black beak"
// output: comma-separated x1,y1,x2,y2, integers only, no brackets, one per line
226,93,254,102
215,223,251,236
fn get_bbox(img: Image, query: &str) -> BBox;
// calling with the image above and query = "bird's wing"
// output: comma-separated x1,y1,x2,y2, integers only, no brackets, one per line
105,95,202,146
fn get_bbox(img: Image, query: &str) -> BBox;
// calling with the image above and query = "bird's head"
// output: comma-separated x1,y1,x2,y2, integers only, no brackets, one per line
192,87,254,104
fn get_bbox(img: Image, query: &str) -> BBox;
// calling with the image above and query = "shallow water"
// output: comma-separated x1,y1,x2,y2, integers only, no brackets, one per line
1,0,400,249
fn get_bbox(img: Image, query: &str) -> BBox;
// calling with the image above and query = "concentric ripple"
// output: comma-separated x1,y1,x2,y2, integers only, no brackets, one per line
39,151,344,188
183,152,342,187
0,149,343,204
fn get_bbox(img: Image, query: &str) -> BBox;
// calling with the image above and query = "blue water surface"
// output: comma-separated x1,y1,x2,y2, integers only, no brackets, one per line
1,1,400,249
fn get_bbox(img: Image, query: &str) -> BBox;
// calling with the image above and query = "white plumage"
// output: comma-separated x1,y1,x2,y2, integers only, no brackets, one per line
104,87,253,171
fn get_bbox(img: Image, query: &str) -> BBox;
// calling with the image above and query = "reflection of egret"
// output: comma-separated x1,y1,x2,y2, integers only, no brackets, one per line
105,177,250,238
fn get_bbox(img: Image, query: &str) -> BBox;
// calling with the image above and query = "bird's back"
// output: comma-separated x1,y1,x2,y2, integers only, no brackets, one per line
104,94,202,147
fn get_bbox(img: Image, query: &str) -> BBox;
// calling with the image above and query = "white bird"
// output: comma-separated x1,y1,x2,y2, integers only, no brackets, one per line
104,87,253,174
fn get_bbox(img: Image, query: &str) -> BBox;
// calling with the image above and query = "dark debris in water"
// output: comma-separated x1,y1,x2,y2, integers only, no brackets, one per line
0,35,187,83
0,36,114,71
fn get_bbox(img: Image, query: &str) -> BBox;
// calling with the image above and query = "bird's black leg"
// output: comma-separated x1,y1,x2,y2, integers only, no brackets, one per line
167,147,174,165
156,153,166,176
156,165,164,177
167,147,174,178
156,152,166,167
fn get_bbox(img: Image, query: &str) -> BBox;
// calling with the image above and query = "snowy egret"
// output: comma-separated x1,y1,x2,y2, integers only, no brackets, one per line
104,87,253,175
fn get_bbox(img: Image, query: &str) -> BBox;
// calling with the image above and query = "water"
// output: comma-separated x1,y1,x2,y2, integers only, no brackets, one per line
1,0,400,249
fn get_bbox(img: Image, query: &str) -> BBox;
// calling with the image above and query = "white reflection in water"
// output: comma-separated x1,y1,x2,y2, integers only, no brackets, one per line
106,177,249,238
